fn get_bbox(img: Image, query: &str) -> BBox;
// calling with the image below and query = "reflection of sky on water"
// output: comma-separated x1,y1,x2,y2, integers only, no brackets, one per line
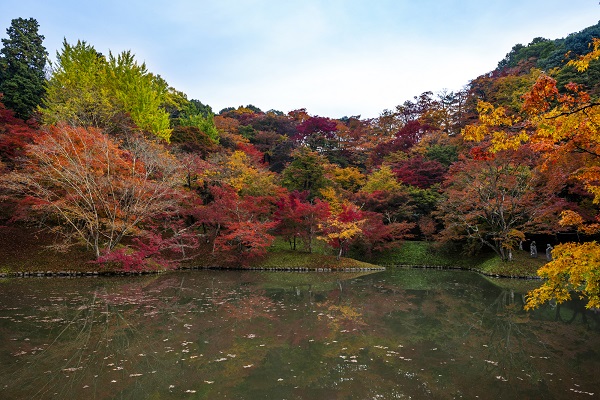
0,269,598,399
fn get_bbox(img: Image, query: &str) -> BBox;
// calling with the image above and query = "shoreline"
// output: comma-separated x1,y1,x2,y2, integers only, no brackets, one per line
0,262,540,280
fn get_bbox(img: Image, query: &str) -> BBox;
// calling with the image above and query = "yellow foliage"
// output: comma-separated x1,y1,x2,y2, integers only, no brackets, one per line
567,38,600,72
361,165,401,193
559,209,585,227
325,219,364,241
461,101,528,151
319,187,343,214
559,210,600,235
329,166,365,192
212,150,279,196
504,229,525,250
525,242,600,310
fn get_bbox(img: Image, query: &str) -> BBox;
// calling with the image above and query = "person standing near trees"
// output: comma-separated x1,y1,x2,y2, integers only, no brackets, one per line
530,241,537,258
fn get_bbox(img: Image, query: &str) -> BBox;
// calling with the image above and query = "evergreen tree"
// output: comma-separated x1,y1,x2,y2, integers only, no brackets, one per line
0,18,47,119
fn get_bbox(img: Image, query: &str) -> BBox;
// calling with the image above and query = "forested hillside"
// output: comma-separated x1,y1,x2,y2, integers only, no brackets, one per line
1,17,599,309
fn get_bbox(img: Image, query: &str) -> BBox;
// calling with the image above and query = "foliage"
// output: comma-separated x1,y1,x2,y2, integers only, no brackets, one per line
319,203,365,260
1,125,180,258
193,185,276,264
205,150,280,196
106,51,172,140
390,155,446,189
179,111,219,143
328,165,365,193
437,150,563,261
274,191,330,253
525,242,600,309
361,165,401,193
42,40,172,140
0,18,47,119
281,146,330,198
0,98,38,170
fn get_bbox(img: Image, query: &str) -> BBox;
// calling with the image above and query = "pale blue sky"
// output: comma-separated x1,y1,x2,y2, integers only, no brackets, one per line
2,1,599,118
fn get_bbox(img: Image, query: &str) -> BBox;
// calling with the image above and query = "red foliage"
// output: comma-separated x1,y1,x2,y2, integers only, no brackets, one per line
97,233,178,272
356,212,415,256
391,155,446,188
194,185,276,264
368,121,434,167
296,116,338,136
274,190,330,252
0,99,38,171
237,142,265,165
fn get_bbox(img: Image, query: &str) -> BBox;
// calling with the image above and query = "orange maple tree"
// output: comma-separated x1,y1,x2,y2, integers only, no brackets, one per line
2,125,180,258
463,40,600,308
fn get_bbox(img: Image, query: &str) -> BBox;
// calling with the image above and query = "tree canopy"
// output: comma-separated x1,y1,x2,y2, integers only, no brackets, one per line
0,18,47,119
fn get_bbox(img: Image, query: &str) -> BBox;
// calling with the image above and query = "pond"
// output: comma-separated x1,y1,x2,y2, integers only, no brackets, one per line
0,268,598,399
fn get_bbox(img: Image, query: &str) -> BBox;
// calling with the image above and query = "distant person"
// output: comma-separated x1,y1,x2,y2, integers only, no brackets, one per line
546,244,553,261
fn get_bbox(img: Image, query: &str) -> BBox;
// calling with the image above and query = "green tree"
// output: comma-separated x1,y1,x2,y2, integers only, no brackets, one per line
0,18,48,119
42,40,172,140
41,40,115,129
179,112,219,143
282,146,330,199
106,50,171,140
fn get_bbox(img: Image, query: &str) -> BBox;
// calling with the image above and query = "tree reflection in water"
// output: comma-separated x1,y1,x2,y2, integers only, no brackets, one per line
0,269,598,399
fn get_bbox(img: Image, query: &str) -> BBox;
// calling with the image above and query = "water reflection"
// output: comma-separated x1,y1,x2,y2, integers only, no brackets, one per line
0,269,598,399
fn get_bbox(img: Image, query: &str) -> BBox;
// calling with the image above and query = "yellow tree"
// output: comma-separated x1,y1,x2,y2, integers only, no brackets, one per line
320,203,365,260
465,39,600,308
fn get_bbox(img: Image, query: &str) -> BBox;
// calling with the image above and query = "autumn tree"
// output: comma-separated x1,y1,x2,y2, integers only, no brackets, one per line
0,18,47,119
176,98,219,143
0,97,37,171
193,185,276,264
361,165,401,193
320,203,365,260
2,125,180,258
205,149,281,197
274,191,330,252
351,211,415,258
390,155,446,189
294,115,339,156
518,43,600,309
437,148,564,260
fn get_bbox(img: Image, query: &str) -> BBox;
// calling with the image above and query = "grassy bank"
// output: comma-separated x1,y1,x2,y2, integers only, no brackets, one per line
0,225,545,278
360,240,547,278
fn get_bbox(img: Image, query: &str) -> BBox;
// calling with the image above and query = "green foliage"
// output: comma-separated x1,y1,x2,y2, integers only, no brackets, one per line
41,40,114,128
238,124,256,140
424,144,458,167
107,51,171,140
179,112,219,143
499,22,600,72
42,40,172,140
498,38,556,70
0,18,48,119
281,146,330,198
407,185,441,218
187,99,213,117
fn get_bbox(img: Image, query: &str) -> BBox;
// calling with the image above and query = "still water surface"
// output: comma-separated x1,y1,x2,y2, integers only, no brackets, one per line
0,268,598,399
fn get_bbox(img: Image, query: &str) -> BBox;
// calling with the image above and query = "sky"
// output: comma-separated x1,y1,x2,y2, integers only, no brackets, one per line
1,1,599,118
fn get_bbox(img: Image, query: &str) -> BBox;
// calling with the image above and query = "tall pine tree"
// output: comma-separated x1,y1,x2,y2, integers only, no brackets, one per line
0,18,47,119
